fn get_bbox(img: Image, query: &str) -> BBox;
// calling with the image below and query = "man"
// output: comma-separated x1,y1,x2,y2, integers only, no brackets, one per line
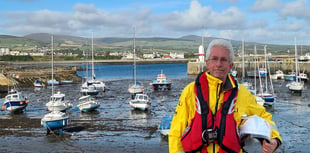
169,39,282,153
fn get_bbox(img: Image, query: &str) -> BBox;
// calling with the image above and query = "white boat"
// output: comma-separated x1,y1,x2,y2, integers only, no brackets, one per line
33,80,45,87
270,70,284,80
41,36,70,135
77,95,100,112
150,70,172,91
2,88,29,113
46,91,73,112
80,82,99,96
158,115,172,136
297,72,308,82
255,96,265,106
252,45,265,107
258,45,276,106
240,39,254,93
287,37,304,95
129,93,151,111
80,33,105,95
128,27,144,94
128,82,144,94
89,32,105,92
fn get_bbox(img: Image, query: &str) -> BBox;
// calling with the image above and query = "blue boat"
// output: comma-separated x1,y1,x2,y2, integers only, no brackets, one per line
47,79,60,85
158,115,172,136
284,72,296,81
2,89,28,113
41,111,69,134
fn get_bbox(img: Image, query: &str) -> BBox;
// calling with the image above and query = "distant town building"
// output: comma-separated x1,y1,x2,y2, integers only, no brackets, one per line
0,47,9,56
169,52,184,59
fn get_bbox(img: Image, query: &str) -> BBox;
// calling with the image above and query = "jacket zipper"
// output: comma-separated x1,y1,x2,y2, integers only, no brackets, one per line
212,82,222,153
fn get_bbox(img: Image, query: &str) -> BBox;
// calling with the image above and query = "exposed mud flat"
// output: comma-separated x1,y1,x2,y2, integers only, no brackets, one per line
0,78,309,152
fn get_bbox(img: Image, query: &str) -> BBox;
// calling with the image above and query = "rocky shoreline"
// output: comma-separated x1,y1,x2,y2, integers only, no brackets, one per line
0,63,82,93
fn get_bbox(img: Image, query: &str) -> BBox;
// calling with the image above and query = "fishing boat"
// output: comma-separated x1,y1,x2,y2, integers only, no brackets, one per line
129,93,151,111
128,27,144,95
41,110,69,134
270,70,284,80
158,115,172,136
77,95,100,112
2,88,28,113
150,70,172,91
286,37,304,95
298,72,308,82
41,36,70,135
33,80,45,87
46,91,73,112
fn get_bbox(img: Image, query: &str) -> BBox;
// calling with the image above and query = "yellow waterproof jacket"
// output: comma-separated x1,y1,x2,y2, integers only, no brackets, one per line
169,72,282,153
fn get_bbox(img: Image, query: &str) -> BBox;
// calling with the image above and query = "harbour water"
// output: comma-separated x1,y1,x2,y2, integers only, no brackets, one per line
0,63,309,152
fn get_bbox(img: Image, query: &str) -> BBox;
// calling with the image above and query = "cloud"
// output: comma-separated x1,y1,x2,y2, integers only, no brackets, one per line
279,0,310,20
249,0,282,12
155,0,246,31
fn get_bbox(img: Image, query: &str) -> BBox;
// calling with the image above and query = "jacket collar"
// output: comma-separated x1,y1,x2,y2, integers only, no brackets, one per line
205,72,236,91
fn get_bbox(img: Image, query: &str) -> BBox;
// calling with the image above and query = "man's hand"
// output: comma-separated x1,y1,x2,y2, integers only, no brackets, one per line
261,139,279,153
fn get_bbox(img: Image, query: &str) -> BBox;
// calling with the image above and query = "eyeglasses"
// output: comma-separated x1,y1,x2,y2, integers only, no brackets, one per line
208,57,230,64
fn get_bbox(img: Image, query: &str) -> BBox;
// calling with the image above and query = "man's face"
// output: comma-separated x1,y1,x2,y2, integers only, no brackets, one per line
206,46,233,81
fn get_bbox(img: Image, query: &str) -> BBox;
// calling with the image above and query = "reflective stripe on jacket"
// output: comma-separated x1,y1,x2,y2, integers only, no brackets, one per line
169,72,282,153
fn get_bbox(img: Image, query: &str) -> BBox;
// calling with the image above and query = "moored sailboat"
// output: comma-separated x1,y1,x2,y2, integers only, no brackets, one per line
128,27,144,96
286,37,304,95
41,36,70,135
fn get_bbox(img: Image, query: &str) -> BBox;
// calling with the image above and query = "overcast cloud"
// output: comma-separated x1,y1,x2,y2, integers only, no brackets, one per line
0,0,310,45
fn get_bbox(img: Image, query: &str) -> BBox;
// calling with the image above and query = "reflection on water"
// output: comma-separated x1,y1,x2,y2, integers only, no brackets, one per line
129,109,150,124
78,110,100,121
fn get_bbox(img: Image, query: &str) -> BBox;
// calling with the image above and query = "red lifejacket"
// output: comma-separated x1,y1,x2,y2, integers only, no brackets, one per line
181,72,241,153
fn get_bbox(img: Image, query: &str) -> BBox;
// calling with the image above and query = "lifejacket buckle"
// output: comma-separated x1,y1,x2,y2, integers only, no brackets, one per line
202,129,218,143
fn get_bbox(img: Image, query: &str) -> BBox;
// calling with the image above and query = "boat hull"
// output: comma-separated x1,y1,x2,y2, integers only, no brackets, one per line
41,118,69,131
77,103,100,112
152,83,172,91
3,101,28,113
129,100,150,111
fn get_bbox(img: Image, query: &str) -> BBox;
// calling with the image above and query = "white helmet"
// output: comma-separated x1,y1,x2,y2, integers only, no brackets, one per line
239,115,271,143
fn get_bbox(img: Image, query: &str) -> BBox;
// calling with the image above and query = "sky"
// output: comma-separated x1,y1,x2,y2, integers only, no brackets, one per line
0,0,310,45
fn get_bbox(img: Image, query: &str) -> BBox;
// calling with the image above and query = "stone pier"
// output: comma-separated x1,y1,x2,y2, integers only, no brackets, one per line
187,61,310,76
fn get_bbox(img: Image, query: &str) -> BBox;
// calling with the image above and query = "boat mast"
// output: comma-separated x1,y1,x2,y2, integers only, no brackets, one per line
92,32,95,80
254,44,257,96
133,27,136,86
241,37,245,82
294,37,298,82
264,45,268,93
51,35,54,98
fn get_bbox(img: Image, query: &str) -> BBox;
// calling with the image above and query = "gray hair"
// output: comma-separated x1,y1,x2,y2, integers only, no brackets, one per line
205,39,234,63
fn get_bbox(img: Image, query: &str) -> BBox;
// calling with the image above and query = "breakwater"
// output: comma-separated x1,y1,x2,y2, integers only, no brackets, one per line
187,61,310,76
0,65,82,93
